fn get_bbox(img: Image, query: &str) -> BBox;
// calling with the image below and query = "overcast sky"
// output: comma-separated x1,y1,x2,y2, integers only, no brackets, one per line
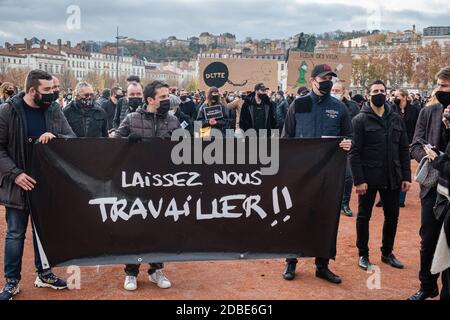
0,0,449,44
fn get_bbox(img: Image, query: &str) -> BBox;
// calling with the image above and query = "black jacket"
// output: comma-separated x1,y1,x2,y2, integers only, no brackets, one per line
240,92,277,134
342,98,360,120
0,93,75,209
112,106,181,139
113,97,131,129
101,99,117,131
196,103,231,134
180,99,197,121
392,102,421,144
411,103,448,198
349,103,411,189
173,108,194,134
275,98,290,129
63,100,108,138
431,141,450,247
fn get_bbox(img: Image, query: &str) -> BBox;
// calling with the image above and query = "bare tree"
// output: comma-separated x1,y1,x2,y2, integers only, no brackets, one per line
60,69,77,91
387,45,415,88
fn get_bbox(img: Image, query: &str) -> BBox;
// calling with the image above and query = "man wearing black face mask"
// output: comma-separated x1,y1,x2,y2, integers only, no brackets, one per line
63,82,108,138
112,81,180,292
239,83,277,136
113,83,144,129
101,86,123,131
282,64,353,285
409,66,450,300
179,89,197,121
51,76,61,106
0,70,75,301
350,80,411,274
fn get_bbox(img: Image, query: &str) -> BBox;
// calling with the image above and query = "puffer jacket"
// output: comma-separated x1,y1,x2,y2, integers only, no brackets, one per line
113,106,181,138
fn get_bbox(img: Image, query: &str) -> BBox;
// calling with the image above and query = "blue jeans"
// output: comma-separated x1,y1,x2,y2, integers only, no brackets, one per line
400,191,407,204
4,207,46,281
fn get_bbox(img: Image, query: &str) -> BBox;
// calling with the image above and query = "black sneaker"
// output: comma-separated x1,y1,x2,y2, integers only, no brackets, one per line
0,279,20,300
35,271,68,290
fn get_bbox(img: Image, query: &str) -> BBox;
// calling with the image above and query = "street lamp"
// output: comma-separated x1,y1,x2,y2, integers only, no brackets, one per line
116,26,128,84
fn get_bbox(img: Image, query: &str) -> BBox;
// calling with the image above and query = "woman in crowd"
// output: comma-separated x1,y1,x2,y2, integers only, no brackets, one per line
196,86,230,136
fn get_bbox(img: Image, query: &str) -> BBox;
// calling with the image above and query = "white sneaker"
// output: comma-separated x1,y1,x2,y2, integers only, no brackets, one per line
149,270,172,289
124,276,137,291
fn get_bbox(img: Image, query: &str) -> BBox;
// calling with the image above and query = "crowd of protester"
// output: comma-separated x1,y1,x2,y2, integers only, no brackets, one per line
0,65,449,301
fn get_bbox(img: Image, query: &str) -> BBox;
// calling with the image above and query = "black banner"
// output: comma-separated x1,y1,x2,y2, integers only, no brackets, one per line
30,138,346,268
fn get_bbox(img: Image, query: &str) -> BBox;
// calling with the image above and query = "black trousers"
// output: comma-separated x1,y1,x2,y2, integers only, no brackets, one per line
356,188,400,257
124,263,164,277
442,268,450,300
341,160,354,207
419,188,443,292
285,257,329,270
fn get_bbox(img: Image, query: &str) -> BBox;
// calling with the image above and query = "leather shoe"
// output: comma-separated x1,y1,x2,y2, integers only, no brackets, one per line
358,256,372,271
316,268,342,284
382,253,404,269
341,205,353,217
283,262,296,281
407,289,439,301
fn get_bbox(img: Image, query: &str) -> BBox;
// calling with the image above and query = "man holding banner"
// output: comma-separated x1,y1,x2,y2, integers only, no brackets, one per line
282,64,353,284
113,80,180,291
0,70,75,300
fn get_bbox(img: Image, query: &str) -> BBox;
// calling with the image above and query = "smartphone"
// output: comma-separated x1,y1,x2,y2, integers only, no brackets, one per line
425,144,440,154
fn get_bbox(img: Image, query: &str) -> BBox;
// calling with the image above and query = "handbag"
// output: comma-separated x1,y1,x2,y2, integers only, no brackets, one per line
415,157,439,188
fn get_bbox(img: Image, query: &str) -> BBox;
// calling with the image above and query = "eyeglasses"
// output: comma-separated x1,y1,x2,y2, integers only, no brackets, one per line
80,93,95,99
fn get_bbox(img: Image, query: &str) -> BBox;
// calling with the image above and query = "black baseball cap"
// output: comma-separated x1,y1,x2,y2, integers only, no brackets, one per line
311,64,337,78
254,83,268,91
297,86,309,95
